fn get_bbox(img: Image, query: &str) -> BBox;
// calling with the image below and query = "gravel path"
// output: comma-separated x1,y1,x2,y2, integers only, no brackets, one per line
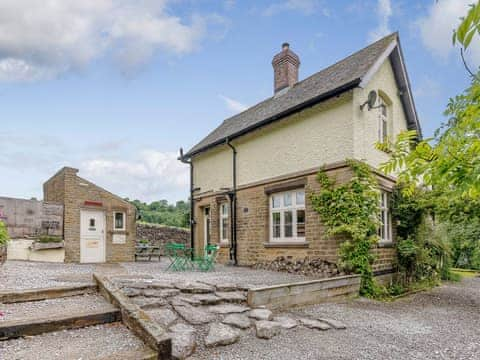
0,323,151,360
191,277,480,360
0,261,95,290
1,259,316,291
0,294,115,322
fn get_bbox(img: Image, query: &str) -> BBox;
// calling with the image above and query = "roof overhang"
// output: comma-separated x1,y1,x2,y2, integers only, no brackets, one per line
359,38,422,139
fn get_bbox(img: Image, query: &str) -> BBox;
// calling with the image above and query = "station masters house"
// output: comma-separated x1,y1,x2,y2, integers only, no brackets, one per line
179,33,421,274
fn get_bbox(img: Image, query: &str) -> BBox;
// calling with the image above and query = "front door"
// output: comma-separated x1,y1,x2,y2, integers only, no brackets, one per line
204,207,211,246
80,210,105,263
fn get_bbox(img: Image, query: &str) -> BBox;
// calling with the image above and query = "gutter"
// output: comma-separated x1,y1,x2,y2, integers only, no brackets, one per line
185,78,361,158
226,139,238,265
178,148,195,257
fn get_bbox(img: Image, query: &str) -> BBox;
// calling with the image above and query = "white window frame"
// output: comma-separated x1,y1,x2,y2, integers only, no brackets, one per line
379,191,392,244
378,96,389,143
269,189,306,243
113,211,126,231
219,203,229,243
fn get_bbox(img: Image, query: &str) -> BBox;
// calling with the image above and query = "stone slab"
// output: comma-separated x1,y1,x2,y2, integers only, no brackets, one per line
208,304,250,314
317,317,347,329
172,303,216,325
255,320,281,339
205,323,240,347
299,318,331,330
222,314,251,329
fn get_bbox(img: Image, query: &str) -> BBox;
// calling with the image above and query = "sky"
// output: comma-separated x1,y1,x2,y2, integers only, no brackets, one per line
0,0,478,203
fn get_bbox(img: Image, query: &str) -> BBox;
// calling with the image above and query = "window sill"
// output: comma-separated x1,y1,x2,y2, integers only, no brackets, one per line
263,242,309,248
377,241,395,248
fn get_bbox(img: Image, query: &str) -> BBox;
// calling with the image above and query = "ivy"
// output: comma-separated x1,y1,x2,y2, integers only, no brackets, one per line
310,159,381,296
0,221,9,246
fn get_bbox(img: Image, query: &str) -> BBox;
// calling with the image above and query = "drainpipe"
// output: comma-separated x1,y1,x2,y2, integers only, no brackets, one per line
178,148,195,257
226,139,238,265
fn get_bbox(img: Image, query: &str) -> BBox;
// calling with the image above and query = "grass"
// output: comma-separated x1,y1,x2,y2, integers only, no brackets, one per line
37,235,63,243
451,268,480,278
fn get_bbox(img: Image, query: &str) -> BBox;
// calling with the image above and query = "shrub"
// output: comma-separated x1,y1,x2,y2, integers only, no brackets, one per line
0,221,9,246
37,235,63,243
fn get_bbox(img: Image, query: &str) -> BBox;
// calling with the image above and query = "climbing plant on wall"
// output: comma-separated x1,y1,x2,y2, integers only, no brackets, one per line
0,221,8,246
310,159,381,296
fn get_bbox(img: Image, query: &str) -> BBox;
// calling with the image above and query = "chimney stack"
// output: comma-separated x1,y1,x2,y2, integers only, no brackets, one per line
272,42,300,93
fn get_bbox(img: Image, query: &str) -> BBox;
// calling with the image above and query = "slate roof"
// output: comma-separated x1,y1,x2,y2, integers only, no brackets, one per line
186,32,416,157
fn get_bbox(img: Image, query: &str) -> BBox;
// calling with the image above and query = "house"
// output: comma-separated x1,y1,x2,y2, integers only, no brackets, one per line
43,167,136,263
179,33,421,274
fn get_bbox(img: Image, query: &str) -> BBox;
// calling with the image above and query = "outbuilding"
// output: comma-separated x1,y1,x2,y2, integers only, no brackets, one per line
43,167,136,263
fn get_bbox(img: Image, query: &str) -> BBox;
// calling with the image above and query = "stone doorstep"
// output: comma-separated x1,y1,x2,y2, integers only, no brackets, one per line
93,273,172,359
0,308,121,340
0,284,97,304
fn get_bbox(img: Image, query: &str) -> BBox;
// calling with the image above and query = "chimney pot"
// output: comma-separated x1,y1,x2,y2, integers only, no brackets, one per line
272,43,300,93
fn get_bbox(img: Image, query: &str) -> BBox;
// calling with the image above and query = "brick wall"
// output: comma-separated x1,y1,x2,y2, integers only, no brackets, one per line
44,167,136,263
193,162,397,272
136,223,189,253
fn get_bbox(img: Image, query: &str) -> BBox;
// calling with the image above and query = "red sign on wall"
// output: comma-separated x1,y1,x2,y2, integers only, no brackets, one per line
84,201,103,207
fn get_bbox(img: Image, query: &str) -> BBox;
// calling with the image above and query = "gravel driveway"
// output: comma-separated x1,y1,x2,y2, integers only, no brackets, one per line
191,277,480,360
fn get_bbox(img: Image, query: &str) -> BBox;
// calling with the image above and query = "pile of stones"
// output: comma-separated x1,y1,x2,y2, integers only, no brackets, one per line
113,278,346,359
253,256,347,277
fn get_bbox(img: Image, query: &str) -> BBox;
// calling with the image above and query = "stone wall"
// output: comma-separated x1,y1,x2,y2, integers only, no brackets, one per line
0,197,63,239
136,223,189,253
192,161,398,272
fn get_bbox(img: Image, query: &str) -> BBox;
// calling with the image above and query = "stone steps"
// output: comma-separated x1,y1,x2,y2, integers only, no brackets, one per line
0,307,121,340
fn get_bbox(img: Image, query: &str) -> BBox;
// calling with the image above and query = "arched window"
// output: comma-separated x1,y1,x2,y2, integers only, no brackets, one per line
378,95,389,143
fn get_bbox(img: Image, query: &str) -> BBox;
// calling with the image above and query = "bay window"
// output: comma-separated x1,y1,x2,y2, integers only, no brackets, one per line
270,189,305,242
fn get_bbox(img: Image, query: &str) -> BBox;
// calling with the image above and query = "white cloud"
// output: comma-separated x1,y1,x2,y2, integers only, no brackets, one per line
263,0,327,16
416,0,480,67
82,150,189,202
219,95,248,113
368,0,392,43
0,0,217,81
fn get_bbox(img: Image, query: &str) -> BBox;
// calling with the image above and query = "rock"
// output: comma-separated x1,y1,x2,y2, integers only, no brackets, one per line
215,283,239,292
299,318,331,330
249,309,273,321
273,316,298,329
169,323,196,359
317,318,346,330
222,314,251,329
205,323,240,347
156,288,181,298
255,320,281,339
143,289,168,297
215,291,246,303
146,308,178,328
175,281,215,294
147,280,176,289
208,304,250,314
122,287,142,297
132,296,168,309
170,296,201,306
191,294,221,305
173,303,216,325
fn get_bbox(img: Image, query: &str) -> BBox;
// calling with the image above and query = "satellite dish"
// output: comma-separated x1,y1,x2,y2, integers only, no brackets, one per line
360,90,378,111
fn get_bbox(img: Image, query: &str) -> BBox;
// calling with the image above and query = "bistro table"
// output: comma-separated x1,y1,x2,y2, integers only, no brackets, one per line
135,245,161,261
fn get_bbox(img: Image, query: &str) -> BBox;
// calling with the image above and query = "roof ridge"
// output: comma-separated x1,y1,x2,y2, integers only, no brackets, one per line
219,32,397,127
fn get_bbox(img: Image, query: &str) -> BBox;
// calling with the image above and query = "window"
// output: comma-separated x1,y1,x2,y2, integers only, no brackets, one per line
270,189,305,242
378,96,389,143
114,211,125,231
378,191,392,243
219,203,229,243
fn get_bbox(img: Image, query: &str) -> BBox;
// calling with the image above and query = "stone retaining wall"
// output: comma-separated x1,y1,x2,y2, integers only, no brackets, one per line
136,223,189,252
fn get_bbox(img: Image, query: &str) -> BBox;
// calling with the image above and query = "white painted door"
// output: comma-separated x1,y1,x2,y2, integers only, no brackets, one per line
80,210,105,263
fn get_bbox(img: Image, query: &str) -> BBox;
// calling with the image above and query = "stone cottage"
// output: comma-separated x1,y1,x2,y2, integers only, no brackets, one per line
43,167,136,263
179,33,421,275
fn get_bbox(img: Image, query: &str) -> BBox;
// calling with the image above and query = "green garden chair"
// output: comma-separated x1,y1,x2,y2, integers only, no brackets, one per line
194,244,220,271
165,243,191,271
